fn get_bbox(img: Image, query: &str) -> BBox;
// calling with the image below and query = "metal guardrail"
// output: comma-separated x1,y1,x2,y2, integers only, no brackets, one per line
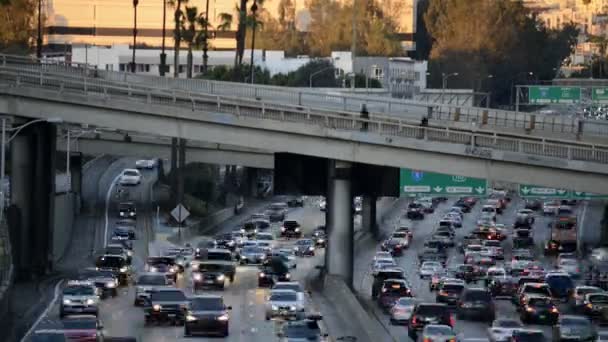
1,69,608,167
3,53,606,138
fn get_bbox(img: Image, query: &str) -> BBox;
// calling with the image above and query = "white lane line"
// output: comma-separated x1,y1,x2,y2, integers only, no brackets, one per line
20,279,65,342
103,173,123,248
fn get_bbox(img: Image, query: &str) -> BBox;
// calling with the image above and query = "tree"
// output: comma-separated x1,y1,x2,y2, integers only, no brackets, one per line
168,0,188,77
413,0,432,60
588,34,608,78
217,12,233,31
0,0,36,53
181,6,211,78
235,0,248,67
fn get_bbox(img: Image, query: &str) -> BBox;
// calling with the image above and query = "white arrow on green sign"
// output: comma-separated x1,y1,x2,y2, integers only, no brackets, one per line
400,169,487,196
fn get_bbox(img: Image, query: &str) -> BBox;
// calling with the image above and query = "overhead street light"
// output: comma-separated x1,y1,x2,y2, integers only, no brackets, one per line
309,66,335,88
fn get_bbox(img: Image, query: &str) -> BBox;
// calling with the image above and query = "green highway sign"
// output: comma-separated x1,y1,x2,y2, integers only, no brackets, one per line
400,169,487,196
592,88,608,103
572,191,608,200
519,184,568,197
528,86,581,104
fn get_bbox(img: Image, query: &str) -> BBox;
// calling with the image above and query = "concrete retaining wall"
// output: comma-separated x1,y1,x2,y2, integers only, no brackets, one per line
52,192,75,263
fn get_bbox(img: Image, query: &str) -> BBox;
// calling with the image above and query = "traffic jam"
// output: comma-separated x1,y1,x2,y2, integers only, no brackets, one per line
369,192,608,341
25,164,329,341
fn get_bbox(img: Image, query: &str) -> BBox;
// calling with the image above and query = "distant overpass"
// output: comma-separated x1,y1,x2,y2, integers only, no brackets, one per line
57,132,274,169
1,69,607,193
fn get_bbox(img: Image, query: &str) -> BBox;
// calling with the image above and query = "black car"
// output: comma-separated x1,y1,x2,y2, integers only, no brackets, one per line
436,282,465,306
525,199,542,211
258,257,291,287
454,264,478,283
105,244,132,264
111,226,135,241
511,329,545,342
184,295,231,337
457,288,496,322
193,263,228,290
95,255,131,286
407,303,453,340
489,276,519,298
552,315,597,342
545,273,574,300
78,268,118,299
286,197,304,207
294,239,316,257
281,220,302,238
454,199,473,213
144,288,189,325
519,295,559,324
312,229,327,248
118,202,136,219
146,256,179,282
214,233,236,251
377,279,412,311
278,316,328,340
406,203,425,220
372,269,405,299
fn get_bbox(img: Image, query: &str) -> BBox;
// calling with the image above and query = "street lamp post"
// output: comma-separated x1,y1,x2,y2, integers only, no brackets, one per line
131,0,139,73
249,0,259,84
510,71,533,109
160,0,167,76
441,72,459,103
309,66,335,88
37,0,43,59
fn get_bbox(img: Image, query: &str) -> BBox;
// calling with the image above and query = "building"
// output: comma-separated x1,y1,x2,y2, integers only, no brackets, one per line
353,56,428,97
42,0,417,54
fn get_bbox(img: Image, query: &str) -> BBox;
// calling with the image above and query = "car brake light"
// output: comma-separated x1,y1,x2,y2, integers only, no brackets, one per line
424,339,431,342
449,314,455,326
411,316,417,324
551,307,559,313
439,290,448,296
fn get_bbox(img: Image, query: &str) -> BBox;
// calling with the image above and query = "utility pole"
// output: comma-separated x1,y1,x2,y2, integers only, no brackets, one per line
202,0,210,73
160,0,167,76
131,0,139,73
350,0,357,90
249,0,259,84
37,0,43,58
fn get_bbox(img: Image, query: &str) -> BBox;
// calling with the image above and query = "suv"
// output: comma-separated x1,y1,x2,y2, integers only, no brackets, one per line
436,282,465,306
118,202,137,218
134,272,172,306
407,303,453,340
144,288,189,325
184,295,232,337
372,269,405,299
95,254,131,286
457,288,495,322
280,220,302,238
514,282,552,307
406,202,424,220
192,248,236,284
59,281,99,318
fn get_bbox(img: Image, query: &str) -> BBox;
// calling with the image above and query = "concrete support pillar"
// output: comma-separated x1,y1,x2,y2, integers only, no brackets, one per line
177,138,186,207
69,153,83,213
325,159,354,287
9,122,56,279
361,195,378,237
170,137,178,205
245,167,258,197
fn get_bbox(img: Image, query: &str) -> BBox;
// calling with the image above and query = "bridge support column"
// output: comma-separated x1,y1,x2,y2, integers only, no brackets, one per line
170,137,178,205
361,195,378,238
325,160,354,288
177,138,186,207
245,167,258,197
69,153,83,213
9,122,56,279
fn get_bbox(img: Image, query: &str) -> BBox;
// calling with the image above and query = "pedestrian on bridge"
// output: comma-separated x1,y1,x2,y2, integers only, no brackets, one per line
360,104,369,131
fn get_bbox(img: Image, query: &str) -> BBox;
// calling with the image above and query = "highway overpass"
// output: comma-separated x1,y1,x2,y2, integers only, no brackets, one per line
0,68,607,193
58,131,274,169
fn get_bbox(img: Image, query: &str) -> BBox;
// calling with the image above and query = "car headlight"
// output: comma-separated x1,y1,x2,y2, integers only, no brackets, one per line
86,298,95,305
254,229,258,234
318,239,325,243
63,299,71,305
289,305,296,311
272,305,278,310
295,228,300,232
240,229,245,233
119,266,128,273
153,304,161,311
127,250,133,256
149,266,157,272
308,246,314,251
217,274,225,281
260,255,266,260
281,227,286,232
130,212,135,216
186,314,197,322
217,314,229,321
259,272,266,278
227,241,235,246
169,266,177,273
285,273,291,279
119,212,125,217
193,273,202,281
106,281,116,288
293,246,299,251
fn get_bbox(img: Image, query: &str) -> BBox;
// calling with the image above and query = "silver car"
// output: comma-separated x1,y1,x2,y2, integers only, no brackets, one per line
133,272,173,306
265,289,300,320
239,245,267,264
389,297,417,324
422,324,456,342
487,318,523,342
272,282,306,312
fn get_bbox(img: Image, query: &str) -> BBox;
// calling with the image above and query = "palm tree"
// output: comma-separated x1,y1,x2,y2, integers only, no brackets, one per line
181,6,200,78
235,0,248,67
217,12,233,31
589,34,608,78
168,0,188,77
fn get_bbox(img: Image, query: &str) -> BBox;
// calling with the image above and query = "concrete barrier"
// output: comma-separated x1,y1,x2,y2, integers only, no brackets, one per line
52,192,75,263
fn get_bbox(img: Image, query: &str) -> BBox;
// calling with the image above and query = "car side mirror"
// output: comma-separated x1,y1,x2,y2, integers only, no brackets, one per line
97,322,104,330
227,306,232,310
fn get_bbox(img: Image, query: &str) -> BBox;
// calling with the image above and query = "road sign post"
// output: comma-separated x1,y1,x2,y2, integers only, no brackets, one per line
399,169,487,197
171,204,190,241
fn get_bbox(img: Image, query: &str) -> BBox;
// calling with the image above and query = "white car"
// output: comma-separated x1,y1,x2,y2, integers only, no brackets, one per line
373,251,394,262
272,282,306,311
119,169,142,186
390,297,417,324
543,201,559,215
488,318,523,342
319,199,326,211
135,159,156,169
372,258,398,275
481,205,497,219
255,232,276,249
265,289,300,320
419,261,443,279
278,248,298,269
557,258,581,278
572,286,604,308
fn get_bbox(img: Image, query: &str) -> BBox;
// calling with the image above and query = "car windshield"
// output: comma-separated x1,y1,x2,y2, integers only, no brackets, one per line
198,263,224,272
274,284,301,292
393,232,407,238
150,290,186,301
496,320,522,328
63,285,95,296
62,320,97,330
283,221,299,228
297,240,313,246
138,275,166,285
190,297,224,310
197,240,216,248
425,325,453,335
81,269,113,278
525,286,551,296
528,297,552,307
96,256,125,268
29,333,68,342
270,292,297,301
206,252,232,261
269,204,285,210
118,203,134,211
443,284,464,292
589,294,608,303
463,290,491,301
243,246,263,254
123,170,138,176
105,247,124,255
416,305,447,316
546,275,573,290
561,317,591,327
555,220,575,229
513,331,544,342
257,234,272,241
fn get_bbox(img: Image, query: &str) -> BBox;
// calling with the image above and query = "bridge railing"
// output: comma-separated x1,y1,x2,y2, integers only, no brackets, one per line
2,54,601,138
1,69,607,166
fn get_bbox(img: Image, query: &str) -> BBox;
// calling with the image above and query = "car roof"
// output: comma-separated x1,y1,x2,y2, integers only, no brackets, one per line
270,289,297,295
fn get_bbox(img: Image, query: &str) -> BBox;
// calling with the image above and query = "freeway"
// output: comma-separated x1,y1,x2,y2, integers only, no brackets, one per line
353,195,606,340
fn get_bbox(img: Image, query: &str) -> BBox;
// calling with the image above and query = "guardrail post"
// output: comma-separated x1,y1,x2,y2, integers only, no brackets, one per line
298,92,302,106
84,77,88,93
190,97,195,111
423,127,428,141
146,92,151,104
280,110,285,120
1,55,5,66
39,70,43,85
493,132,497,145
216,96,221,110
517,140,522,153
262,102,266,117
528,114,536,131
470,134,475,146
128,84,132,96
59,82,64,93
482,110,489,125
306,107,311,121
542,139,546,154
342,98,347,111
236,104,241,117
254,87,259,100
454,108,461,122
567,147,572,160
172,91,176,103
388,101,392,113
210,82,214,95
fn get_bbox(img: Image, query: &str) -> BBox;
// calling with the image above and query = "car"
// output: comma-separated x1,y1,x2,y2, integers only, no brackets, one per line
193,248,236,281
372,268,405,299
372,258,398,275
457,287,495,322
581,292,608,318
487,318,523,342
214,233,237,251
519,294,559,324
572,286,604,309
133,272,172,306
597,331,608,342
489,276,519,299
105,243,132,264
436,281,465,306
454,199,473,213
454,264,479,283
557,258,582,278
407,303,453,340
117,202,136,219
294,239,316,257
238,245,267,265
312,230,327,248
184,295,231,337
265,289,301,320
163,247,193,271
418,197,437,213
390,297,417,324
420,261,444,279
406,202,425,220
515,282,553,306
135,159,156,169
59,280,99,318
277,316,328,341
381,237,407,256
240,221,259,238
319,198,326,211
272,282,305,310
485,198,504,213
543,200,560,215
277,248,298,269
481,205,498,219
255,231,276,248
265,202,288,222
192,263,228,290
280,220,302,238
377,279,412,311
524,199,542,211
145,256,179,283
511,329,544,342
443,214,463,228
433,231,455,248
514,209,535,228
395,226,414,239
144,288,189,325
545,272,575,301
482,240,504,260
513,229,534,249
78,268,118,299
194,239,218,257
553,315,597,342
119,169,142,186
421,324,456,342
448,206,465,218
257,263,292,287
286,196,304,207
34,315,105,341
230,230,248,247
95,254,131,286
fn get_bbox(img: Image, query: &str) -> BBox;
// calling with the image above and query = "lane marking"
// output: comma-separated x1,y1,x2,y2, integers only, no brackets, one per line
103,172,123,248
20,279,64,342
